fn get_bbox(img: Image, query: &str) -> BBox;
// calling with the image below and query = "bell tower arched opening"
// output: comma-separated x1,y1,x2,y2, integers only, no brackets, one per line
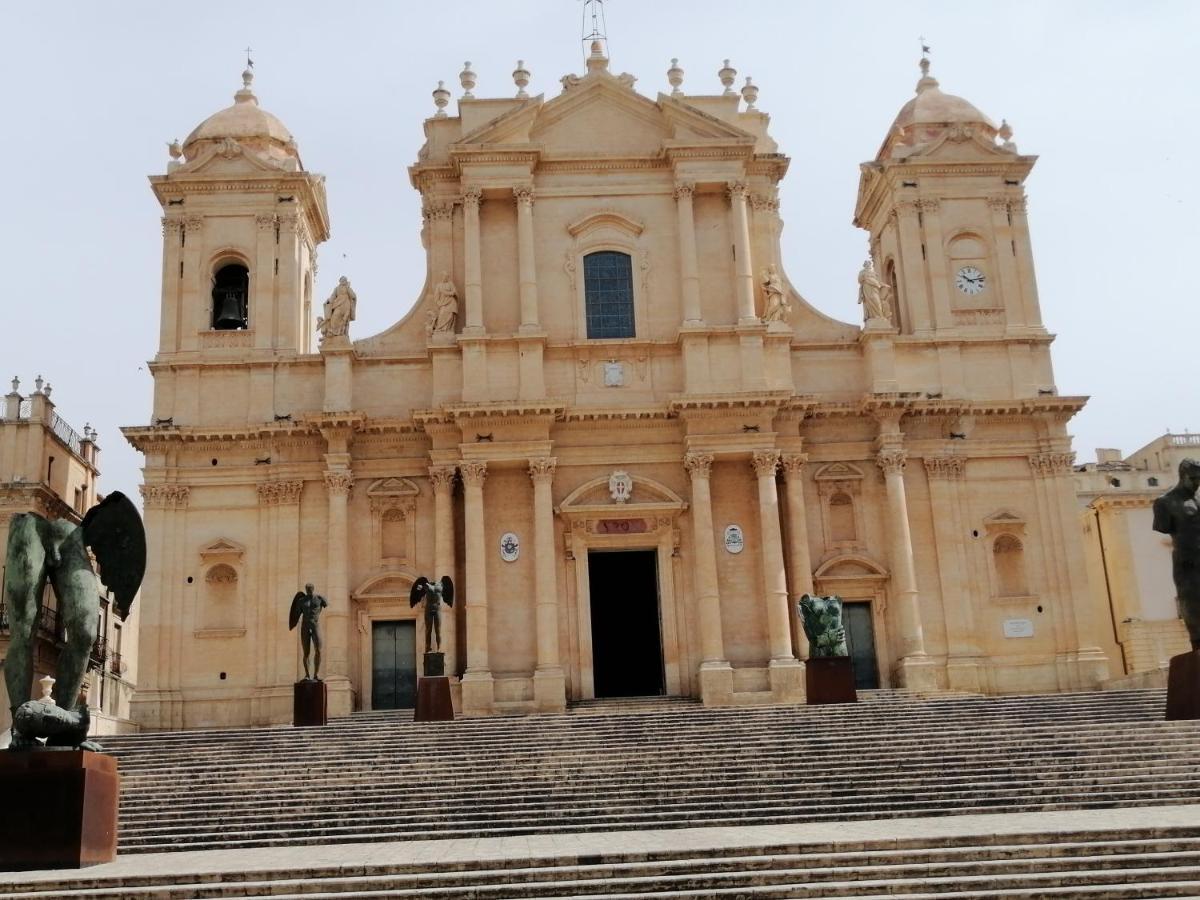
212,262,249,330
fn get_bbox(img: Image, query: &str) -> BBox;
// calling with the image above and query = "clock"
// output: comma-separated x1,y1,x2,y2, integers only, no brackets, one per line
955,265,986,295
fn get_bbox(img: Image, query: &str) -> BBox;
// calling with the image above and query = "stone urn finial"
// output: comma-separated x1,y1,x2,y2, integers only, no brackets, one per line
432,80,451,118
667,58,684,96
718,59,737,95
39,675,56,706
459,61,477,98
741,76,758,110
512,60,531,97
168,138,182,160
43,382,52,400
10,376,19,394
34,375,44,394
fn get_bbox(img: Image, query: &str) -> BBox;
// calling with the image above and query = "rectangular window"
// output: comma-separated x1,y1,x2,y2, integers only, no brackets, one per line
584,251,635,339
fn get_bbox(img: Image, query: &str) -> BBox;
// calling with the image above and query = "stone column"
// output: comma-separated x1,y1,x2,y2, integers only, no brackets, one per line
893,203,931,334
159,218,184,351
182,217,204,347
323,471,353,715
429,465,458,674
529,457,566,711
462,187,484,334
916,199,954,329
459,460,493,714
684,452,733,705
674,181,703,325
753,450,803,701
727,182,758,323
1009,197,1045,329
514,186,540,332
780,453,813,660
876,448,936,688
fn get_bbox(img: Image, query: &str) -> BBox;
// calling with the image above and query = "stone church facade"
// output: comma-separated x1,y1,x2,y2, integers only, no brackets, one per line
124,45,1112,729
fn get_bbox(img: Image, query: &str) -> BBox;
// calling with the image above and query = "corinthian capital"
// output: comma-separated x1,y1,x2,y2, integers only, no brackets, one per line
672,181,695,200
428,464,456,491
725,181,749,202
459,460,487,486
528,457,557,482
923,456,966,480
876,449,908,475
780,453,808,479
683,452,714,479
462,186,483,208
324,471,353,496
513,185,535,207
1028,451,1075,477
751,449,781,478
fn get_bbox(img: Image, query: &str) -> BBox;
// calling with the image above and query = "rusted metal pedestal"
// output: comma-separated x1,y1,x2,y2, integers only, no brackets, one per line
293,679,328,726
806,656,858,705
414,676,454,722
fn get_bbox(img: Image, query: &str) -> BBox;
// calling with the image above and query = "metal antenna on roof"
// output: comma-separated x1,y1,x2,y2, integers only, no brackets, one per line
581,0,609,58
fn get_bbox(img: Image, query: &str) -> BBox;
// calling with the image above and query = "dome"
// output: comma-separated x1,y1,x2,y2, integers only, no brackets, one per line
181,69,300,166
879,59,999,160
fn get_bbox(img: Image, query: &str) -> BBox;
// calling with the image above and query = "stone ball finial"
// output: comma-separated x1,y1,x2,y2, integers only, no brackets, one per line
432,80,451,118
667,58,684,96
718,59,737,95
460,61,477,99
513,60,531,97
741,76,759,110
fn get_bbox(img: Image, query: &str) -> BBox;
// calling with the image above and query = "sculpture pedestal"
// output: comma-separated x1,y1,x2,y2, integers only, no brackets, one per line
1166,649,1200,720
293,680,327,727
806,656,857,705
0,750,118,869
423,651,445,677
414,676,454,722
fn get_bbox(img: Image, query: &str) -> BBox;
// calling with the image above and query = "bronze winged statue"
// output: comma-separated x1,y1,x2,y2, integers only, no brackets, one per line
4,491,145,750
289,583,327,680
410,575,454,655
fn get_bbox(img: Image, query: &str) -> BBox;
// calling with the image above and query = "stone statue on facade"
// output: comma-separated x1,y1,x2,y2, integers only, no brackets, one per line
317,276,357,343
3,492,145,750
799,594,849,658
409,575,454,655
761,264,791,323
857,259,893,324
1153,458,1200,650
289,583,328,680
426,271,459,336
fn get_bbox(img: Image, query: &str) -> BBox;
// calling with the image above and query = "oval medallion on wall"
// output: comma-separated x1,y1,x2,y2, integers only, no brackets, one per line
499,532,520,562
723,524,745,554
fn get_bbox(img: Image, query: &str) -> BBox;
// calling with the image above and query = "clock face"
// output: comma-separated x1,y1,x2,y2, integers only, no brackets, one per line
955,265,987,295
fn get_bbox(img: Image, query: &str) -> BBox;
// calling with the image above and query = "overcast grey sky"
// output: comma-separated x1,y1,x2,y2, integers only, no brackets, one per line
1,1,1196,498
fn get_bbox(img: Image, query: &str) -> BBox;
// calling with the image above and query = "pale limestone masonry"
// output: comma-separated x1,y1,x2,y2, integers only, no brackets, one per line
123,46,1111,729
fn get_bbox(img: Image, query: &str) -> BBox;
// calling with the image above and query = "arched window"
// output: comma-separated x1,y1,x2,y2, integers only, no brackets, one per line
583,251,635,339
829,492,856,544
993,534,1027,597
212,263,249,330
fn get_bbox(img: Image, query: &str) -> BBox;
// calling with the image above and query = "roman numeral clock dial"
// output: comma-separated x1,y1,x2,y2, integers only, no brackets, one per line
955,265,986,296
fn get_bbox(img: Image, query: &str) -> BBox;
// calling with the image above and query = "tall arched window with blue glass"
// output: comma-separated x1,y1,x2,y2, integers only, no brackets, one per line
583,251,635,339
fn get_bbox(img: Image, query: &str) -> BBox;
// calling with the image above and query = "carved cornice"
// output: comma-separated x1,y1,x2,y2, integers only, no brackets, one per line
459,461,487,486
1029,452,1075,477
324,471,353,496
428,465,456,492
780,453,808,478
876,449,908,476
528,457,557,483
257,480,303,506
751,449,781,478
683,452,714,479
923,456,966,480
141,484,191,509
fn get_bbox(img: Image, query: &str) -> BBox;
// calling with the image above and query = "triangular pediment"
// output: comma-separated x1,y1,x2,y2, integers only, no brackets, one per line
530,80,669,155
658,94,757,143
366,477,420,497
814,462,865,481
199,537,246,561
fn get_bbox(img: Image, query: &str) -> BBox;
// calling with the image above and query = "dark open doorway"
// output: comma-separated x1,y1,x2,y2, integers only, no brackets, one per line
588,549,664,698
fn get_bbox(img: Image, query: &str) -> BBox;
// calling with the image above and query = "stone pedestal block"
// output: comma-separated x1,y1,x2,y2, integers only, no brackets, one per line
806,656,857,705
414,676,455,722
0,751,118,869
698,661,734,707
293,680,328,727
895,655,942,691
1166,649,1200,720
768,658,805,704
534,667,567,713
424,652,446,677
460,671,494,716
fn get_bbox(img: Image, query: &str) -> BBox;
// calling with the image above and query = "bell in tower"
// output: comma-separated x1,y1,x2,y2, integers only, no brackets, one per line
212,263,249,330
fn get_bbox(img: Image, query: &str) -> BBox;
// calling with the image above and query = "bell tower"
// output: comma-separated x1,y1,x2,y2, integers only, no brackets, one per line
854,58,1046,351
149,67,329,377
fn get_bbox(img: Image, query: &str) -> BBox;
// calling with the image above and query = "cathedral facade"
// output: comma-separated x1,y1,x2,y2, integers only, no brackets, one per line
124,45,1113,729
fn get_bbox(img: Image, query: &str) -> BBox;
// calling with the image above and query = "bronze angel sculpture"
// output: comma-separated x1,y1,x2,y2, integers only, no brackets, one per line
4,491,145,750
410,576,454,655
289,583,328,680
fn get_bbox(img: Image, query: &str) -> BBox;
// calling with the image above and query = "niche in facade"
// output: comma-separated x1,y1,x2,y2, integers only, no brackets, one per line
368,478,420,568
815,463,865,553
196,538,247,635
983,511,1031,600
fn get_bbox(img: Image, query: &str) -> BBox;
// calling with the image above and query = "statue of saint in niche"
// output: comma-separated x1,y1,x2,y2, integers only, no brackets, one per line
761,264,791,323
317,276,357,342
857,259,893,323
1153,458,1200,650
427,272,459,336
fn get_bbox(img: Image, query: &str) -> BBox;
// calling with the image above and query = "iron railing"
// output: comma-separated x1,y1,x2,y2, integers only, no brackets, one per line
88,636,107,671
0,601,65,643
49,411,83,455
109,650,123,676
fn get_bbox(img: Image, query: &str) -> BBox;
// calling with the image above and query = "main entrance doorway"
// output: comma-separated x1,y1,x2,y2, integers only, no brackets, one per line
371,620,417,709
844,603,880,689
588,549,664,697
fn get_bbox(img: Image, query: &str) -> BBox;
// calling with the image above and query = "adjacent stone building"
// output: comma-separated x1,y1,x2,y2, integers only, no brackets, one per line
0,379,137,737
123,45,1113,729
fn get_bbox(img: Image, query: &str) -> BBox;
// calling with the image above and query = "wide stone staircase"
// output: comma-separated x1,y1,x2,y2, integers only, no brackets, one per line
5,688,1200,898
97,689,1200,853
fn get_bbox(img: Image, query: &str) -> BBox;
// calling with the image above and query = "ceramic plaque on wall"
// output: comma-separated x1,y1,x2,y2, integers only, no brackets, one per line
1003,618,1034,638
499,532,520,562
724,524,745,554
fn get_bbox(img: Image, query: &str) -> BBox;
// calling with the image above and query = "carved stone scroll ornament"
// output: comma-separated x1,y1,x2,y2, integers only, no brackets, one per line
684,452,714,480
